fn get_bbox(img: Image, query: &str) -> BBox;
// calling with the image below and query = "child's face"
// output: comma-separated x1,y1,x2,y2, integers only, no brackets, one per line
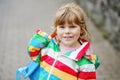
56,23,81,47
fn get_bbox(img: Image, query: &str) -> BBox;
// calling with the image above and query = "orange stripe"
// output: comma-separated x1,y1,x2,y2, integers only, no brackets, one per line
41,61,77,80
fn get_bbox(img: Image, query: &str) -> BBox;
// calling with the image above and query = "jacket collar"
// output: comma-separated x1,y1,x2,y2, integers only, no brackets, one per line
63,41,90,61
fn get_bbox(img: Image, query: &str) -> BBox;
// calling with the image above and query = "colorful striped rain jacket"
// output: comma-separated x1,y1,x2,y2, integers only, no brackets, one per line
27,29,100,80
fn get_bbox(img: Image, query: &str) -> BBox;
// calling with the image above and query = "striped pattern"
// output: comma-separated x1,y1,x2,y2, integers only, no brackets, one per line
40,57,77,80
27,29,100,80
64,42,90,60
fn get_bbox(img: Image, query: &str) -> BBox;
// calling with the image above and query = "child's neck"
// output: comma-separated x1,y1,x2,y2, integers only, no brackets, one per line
59,43,81,54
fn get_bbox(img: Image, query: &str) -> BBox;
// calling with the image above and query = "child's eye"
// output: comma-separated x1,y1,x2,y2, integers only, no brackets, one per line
59,26,65,28
69,26,76,28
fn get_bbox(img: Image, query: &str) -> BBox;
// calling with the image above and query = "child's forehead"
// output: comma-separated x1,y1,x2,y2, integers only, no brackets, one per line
57,19,78,26
58,22,75,26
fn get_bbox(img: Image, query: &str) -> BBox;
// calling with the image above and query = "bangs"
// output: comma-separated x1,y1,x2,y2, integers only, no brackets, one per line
54,9,80,26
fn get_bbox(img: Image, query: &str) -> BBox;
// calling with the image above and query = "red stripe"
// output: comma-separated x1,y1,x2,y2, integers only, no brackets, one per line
29,50,40,57
78,71,96,79
41,55,77,76
54,60,77,76
76,42,90,60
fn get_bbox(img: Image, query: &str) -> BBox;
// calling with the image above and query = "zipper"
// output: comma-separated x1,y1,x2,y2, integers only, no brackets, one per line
47,52,59,80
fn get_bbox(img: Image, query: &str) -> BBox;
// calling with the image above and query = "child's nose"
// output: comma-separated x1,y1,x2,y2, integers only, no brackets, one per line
64,27,70,33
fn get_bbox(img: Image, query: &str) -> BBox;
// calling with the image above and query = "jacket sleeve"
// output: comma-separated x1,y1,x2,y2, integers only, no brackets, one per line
84,53,100,69
75,47,100,79
27,29,51,61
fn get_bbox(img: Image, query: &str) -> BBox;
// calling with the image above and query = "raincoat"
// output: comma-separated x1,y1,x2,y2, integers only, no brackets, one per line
27,29,100,80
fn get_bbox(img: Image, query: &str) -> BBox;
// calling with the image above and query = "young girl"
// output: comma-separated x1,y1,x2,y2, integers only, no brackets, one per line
27,3,100,80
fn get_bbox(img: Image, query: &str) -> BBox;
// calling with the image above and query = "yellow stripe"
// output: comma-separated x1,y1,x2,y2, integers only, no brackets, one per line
28,46,40,52
38,31,46,36
41,61,77,80
91,55,96,60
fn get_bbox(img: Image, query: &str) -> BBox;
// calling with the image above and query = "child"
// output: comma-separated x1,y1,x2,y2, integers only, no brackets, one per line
27,3,100,80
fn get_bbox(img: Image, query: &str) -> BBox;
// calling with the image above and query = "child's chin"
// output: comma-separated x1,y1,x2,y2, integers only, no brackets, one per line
62,41,74,46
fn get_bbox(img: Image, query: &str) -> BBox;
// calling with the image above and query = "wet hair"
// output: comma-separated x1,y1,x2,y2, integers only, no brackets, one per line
53,3,91,41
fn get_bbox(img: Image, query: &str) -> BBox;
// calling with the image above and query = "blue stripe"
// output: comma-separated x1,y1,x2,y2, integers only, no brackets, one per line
39,68,61,80
29,39,46,48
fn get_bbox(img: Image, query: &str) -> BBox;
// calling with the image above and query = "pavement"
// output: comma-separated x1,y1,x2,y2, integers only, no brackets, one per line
0,0,120,80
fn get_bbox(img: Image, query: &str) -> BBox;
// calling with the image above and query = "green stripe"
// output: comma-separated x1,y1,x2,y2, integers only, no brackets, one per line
32,34,49,44
94,55,100,69
46,39,60,52
36,55,40,64
64,51,72,56
75,57,92,66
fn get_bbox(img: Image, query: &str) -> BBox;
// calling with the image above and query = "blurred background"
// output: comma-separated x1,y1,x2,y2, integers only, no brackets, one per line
77,0,120,51
0,0,120,80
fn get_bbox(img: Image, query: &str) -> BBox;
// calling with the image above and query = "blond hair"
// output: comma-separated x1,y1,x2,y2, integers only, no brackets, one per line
53,3,91,41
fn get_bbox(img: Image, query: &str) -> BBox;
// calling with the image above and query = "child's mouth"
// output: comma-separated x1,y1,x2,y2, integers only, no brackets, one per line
64,36,73,40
